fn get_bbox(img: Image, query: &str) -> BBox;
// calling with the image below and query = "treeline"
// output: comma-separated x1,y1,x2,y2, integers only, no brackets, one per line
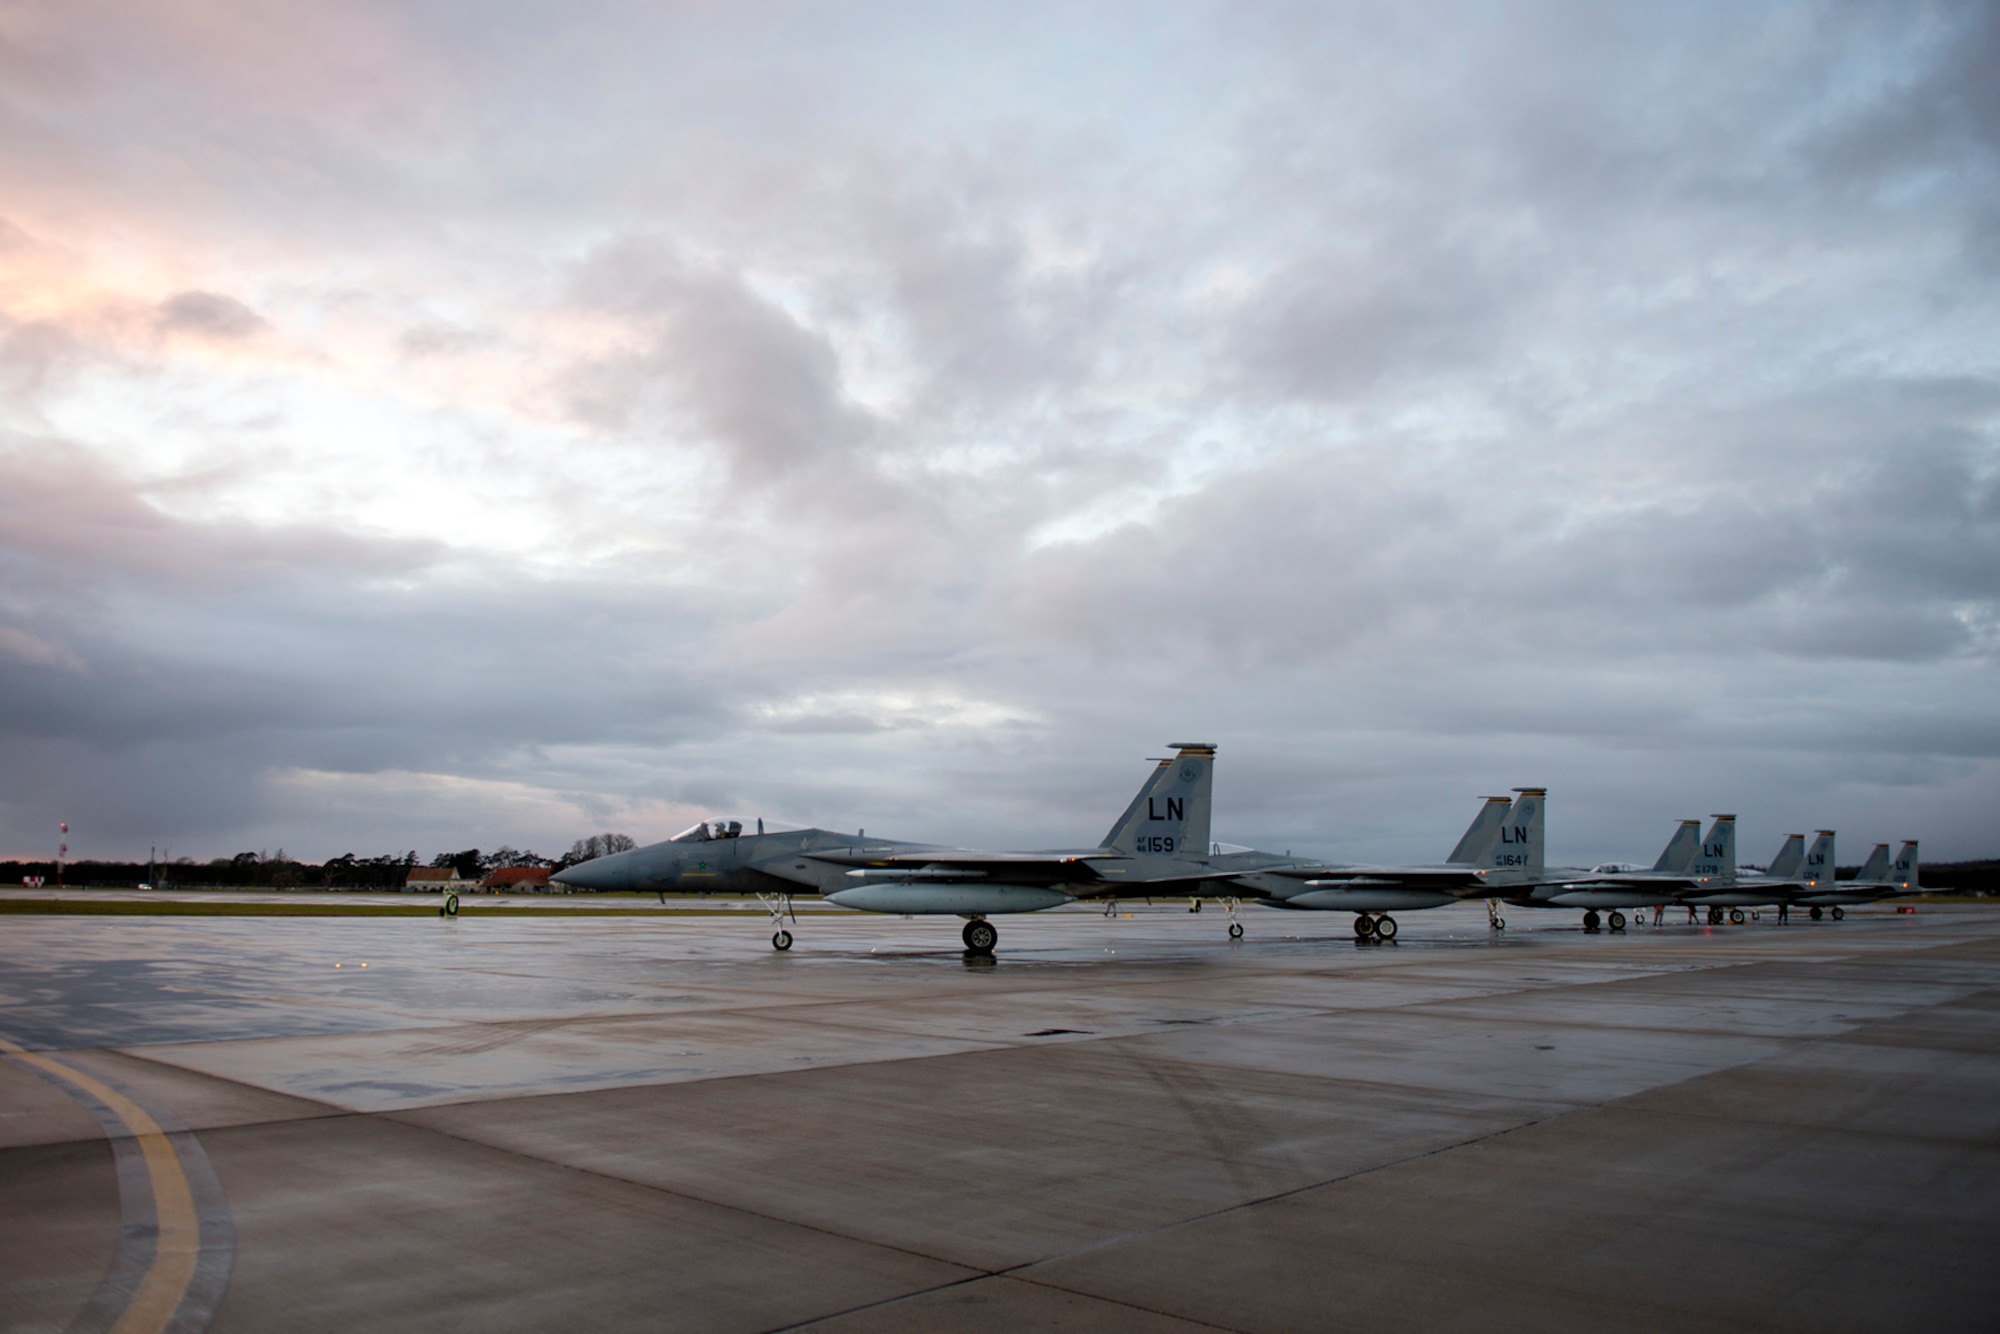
2,834,637,889
1910,861,2000,896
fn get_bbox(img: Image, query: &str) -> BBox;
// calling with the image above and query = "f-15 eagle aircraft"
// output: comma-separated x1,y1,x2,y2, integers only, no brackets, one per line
549,744,1230,954
1528,818,1835,927
1496,818,1705,931
1792,839,1921,919
1217,788,1546,941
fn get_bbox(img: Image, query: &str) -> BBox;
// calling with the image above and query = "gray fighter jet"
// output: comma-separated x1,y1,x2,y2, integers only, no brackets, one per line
1792,839,1922,918
1527,818,1835,927
1218,788,1547,941
1497,818,1706,930
550,744,1231,954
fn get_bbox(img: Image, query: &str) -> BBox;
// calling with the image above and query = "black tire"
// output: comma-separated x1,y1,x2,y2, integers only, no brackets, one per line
1608,911,1626,931
1376,915,1398,940
1494,918,1505,931
1354,915,1375,939
1831,906,1845,921
1809,906,1823,921
1583,909,1601,931
1728,908,1745,925
443,894,459,918
963,919,998,954
772,930,793,951
1227,922,1244,939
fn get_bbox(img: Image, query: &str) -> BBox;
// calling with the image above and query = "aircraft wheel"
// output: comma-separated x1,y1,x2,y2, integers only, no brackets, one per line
1353,915,1375,939
1707,907,1724,926
1493,918,1505,931
1583,909,1601,932
1728,909,1745,925
963,919,998,954
1831,907,1845,921
1376,915,1398,940
1809,906,1823,921
772,930,793,951
441,893,459,918
1608,911,1626,932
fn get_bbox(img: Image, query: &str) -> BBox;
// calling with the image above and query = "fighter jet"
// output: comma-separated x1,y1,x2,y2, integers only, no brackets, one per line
1535,817,1836,926
1498,818,1706,931
549,744,1230,954
1792,840,1922,919
1219,788,1546,941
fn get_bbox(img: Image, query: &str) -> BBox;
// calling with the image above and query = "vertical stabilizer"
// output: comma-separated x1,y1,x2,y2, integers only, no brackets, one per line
1892,840,1919,890
1102,744,1213,863
1855,843,1890,883
1484,788,1543,878
1446,797,1515,864
1766,834,1806,879
1652,820,1702,873
1687,815,1736,883
1799,831,1834,885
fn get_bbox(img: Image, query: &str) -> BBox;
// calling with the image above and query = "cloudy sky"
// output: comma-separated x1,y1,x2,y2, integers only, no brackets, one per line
2,1,1996,868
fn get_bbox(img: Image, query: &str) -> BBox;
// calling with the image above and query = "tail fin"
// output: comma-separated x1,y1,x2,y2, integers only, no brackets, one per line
1687,815,1736,883
1766,834,1806,879
1101,743,1213,862
1446,797,1515,865
1892,840,1919,890
1482,787,1543,876
1855,843,1889,883
1799,831,1835,885
1651,820,1702,873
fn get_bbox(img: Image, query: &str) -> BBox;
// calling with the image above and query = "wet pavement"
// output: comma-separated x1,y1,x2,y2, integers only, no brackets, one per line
2,901,1997,1331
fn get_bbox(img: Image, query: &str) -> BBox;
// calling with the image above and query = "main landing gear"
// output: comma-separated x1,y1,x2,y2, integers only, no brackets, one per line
1582,909,1627,932
1729,908,1747,925
1224,896,1244,940
758,891,797,950
1353,913,1398,942
1486,900,1506,931
1831,906,1845,921
962,917,998,955
1707,906,1724,926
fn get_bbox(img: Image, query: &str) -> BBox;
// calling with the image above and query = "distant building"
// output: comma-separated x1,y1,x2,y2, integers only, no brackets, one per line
481,866,554,893
404,866,472,893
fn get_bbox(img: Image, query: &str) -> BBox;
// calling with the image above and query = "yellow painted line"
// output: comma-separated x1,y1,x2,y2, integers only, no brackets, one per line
0,1037,199,1334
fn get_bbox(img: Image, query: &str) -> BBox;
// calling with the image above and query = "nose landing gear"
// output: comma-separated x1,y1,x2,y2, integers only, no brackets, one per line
758,892,797,950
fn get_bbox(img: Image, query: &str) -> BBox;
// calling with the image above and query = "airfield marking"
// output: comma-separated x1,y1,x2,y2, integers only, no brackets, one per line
0,1036,233,1334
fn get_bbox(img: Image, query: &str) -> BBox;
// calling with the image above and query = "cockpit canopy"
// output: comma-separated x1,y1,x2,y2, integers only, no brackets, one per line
670,819,743,843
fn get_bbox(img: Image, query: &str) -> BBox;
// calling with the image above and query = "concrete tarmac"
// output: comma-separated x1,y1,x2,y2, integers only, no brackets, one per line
2,901,1996,1331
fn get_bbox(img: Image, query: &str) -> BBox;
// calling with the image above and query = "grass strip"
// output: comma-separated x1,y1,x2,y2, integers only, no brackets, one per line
0,899,841,918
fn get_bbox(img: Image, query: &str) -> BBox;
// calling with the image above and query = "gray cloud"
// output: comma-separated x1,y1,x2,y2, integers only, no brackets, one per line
0,1,1997,866
155,290,269,340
